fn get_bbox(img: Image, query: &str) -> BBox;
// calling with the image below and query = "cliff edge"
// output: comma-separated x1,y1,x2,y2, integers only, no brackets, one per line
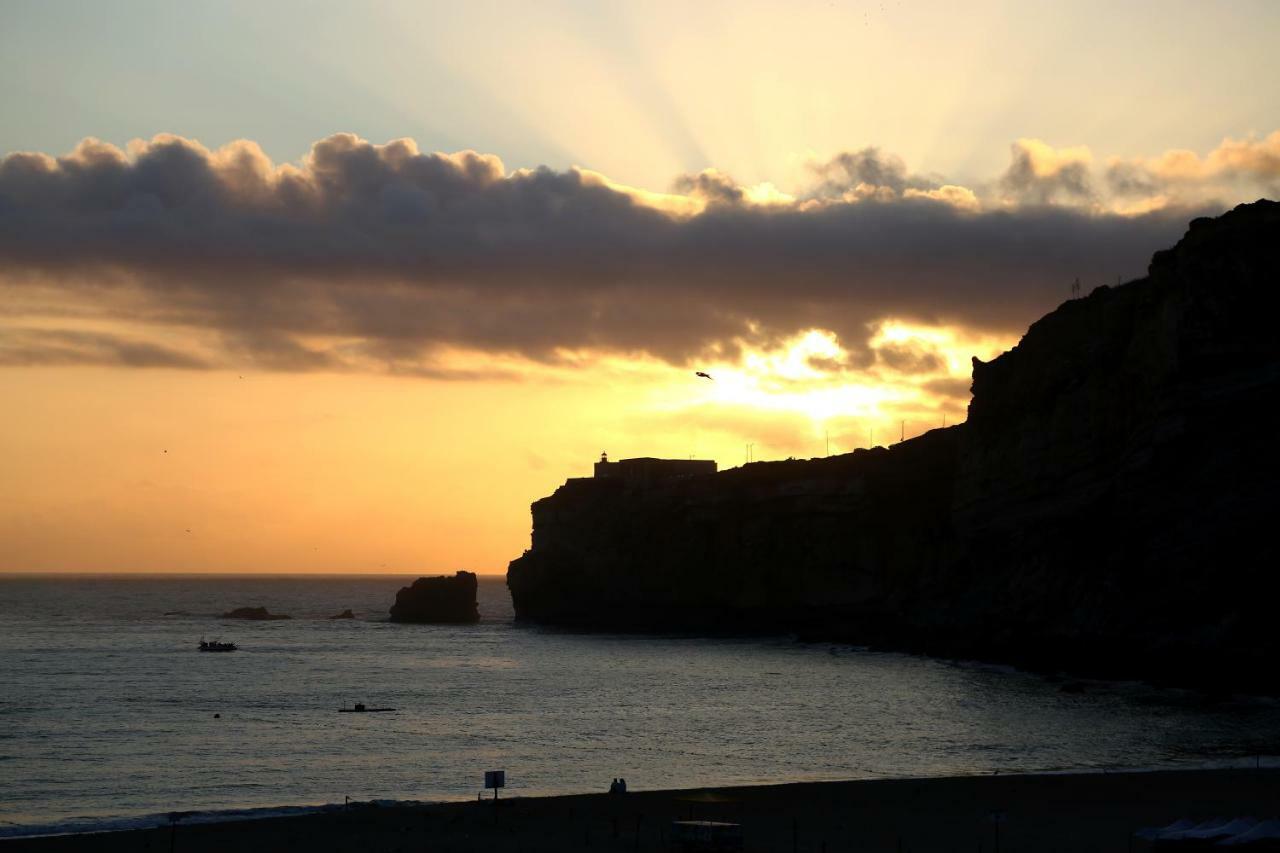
507,200,1280,690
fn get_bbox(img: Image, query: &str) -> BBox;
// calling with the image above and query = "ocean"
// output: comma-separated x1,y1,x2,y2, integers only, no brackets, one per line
2,574,1278,838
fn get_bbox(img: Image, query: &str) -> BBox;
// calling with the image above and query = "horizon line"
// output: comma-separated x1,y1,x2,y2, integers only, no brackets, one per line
0,570,509,578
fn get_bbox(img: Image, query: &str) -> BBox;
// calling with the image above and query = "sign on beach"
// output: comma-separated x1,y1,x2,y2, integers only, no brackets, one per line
485,770,505,789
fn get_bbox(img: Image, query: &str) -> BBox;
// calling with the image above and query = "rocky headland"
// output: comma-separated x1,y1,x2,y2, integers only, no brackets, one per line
389,571,480,623
507,200,1280,691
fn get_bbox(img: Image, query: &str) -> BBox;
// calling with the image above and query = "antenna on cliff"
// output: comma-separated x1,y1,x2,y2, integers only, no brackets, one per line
900,420,905,443
825,430,830,457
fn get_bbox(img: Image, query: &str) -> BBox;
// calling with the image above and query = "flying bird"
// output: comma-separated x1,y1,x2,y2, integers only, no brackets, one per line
695,371,714,380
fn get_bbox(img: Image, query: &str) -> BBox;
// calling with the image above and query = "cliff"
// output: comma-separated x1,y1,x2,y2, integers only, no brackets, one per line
389,572,480,624
507,200,1280,691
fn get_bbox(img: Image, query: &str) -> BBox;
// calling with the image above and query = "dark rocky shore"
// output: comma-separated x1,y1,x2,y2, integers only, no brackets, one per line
508,200,1280,692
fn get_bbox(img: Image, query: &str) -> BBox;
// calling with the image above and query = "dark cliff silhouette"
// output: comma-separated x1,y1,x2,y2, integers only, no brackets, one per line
389,571,480,623
507,200,1280,691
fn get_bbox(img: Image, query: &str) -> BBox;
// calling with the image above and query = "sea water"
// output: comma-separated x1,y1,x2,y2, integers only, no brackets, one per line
2,574,1279,837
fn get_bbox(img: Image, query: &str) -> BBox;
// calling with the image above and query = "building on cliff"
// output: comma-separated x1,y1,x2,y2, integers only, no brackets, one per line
593,453,716,485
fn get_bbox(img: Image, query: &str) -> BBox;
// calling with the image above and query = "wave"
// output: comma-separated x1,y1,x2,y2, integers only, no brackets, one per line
0,800,431,840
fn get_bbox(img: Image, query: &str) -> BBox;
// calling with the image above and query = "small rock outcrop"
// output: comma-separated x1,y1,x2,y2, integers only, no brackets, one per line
389,572,480,624
221,606,291,621
329,609,355,619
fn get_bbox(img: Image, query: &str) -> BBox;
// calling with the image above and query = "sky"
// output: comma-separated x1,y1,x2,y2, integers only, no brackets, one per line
2,0,1278,573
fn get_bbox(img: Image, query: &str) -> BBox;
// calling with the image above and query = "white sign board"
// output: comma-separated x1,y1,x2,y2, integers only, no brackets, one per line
484,770,505,789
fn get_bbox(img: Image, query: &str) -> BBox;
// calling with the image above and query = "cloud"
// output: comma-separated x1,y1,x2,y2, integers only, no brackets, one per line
1107,131,1280,201
1210,131,1280,181
0,132,1236,375
903,184,980,211
999,139,1095,205
806,355,851,373
0,328,210,369
807,147,939,199
875,341,945,375
1104,161,1162,197
671,168,746,206
921,376,972,402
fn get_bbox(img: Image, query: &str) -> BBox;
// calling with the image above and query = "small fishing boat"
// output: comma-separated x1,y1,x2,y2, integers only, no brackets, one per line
198,638,237,652
339,703,396,713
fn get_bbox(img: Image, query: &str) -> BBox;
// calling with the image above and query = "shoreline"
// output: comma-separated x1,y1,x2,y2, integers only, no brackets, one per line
5,767,1279,851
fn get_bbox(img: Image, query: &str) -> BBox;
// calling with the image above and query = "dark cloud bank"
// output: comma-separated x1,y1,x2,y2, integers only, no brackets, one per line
0,134,1207,371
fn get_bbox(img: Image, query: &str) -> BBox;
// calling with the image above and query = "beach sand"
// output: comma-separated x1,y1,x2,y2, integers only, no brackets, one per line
4,768,1278,852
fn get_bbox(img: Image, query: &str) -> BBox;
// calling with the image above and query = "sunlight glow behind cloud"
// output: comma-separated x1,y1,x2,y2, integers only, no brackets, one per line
2,128,1256,384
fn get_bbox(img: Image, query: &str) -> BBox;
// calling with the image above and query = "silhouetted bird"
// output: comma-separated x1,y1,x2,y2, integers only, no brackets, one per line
695,371,714,380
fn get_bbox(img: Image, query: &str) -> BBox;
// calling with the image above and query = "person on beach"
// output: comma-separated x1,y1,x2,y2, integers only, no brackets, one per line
609,778,619,794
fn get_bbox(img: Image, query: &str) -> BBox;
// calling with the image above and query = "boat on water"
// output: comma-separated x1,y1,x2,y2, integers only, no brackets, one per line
339,703,396,713
198,638,237,652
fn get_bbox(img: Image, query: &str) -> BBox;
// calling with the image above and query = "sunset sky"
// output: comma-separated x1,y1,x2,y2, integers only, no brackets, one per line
3,0,1278,573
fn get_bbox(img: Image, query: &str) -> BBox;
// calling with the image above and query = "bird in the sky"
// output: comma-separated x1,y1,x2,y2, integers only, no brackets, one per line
695,371,714,380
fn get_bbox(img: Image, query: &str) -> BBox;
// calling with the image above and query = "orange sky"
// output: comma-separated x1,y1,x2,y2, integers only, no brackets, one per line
0,324,1010,573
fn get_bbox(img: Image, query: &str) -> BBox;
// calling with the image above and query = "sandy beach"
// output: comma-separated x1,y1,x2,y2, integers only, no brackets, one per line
4,768,1277,852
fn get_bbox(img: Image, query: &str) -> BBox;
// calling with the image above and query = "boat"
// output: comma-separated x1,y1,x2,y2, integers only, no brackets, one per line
198,638,237,652
339,703,396,713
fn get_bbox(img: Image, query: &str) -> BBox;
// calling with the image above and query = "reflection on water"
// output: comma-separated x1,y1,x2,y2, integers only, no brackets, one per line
2,575,1279,834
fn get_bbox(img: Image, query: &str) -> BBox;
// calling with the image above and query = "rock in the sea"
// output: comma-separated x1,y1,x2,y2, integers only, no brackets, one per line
329,609,355,619
389,572,480,623
221,606,291,620
507,200,1280,693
